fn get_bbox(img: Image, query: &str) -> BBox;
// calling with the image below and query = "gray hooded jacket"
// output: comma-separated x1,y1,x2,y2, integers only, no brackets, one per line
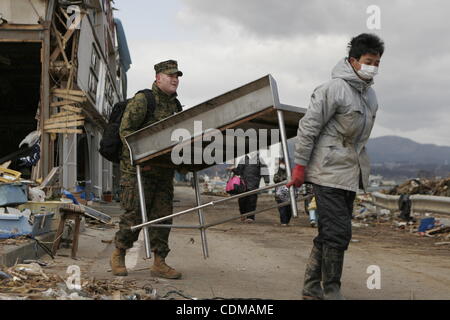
294,58,378,192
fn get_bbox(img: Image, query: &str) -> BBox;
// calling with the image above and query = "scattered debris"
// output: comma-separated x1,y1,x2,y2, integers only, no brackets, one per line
384,177,450,197
418,217,436,233
426,226,450,236
10,263,49,280
22,260,48,267
352,222,369,228
434,242,450,246
80,205,112,224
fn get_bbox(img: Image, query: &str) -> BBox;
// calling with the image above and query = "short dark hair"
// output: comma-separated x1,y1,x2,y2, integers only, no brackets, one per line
348,33,384,59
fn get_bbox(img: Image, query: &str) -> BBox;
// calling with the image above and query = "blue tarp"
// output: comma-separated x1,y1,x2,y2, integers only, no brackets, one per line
114,18,132,72
0,183,28,207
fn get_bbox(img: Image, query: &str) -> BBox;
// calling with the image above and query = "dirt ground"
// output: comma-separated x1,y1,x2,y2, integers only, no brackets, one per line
38,186,450,300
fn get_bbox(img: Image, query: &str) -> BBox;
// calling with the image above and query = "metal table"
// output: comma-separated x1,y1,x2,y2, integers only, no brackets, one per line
125,75,306,259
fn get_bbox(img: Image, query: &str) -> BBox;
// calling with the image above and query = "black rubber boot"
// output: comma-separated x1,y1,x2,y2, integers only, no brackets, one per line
302,245,324,300
322,246,345,300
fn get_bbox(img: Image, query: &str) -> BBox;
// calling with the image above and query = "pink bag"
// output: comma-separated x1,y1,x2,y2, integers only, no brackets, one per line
226,175,247,195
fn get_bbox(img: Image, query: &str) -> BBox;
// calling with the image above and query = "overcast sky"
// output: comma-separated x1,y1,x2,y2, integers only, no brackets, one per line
114,0,450,147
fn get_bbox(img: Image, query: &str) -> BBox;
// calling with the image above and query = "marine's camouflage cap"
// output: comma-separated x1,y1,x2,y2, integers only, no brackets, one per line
154,60,183,76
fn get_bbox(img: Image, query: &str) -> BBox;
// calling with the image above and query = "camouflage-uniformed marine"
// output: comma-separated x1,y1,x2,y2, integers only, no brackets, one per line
112,60,183,277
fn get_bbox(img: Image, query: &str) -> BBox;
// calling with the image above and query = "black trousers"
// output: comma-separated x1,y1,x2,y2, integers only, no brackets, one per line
276,199,292,224
238,194,258,220
313,184,356,251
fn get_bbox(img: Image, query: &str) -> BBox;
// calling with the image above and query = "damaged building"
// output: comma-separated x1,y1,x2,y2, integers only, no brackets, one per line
0,0,131,198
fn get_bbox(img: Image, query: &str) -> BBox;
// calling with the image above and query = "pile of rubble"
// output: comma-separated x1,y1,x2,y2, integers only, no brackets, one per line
383,177,450,197
352,199,450,242
0,261,192,300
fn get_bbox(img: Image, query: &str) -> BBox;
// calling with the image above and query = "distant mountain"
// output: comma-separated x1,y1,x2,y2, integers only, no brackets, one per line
366,136,450,164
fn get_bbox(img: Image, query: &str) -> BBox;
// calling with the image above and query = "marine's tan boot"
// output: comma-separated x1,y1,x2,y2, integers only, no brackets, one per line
150,253,182,279
110,248,128,276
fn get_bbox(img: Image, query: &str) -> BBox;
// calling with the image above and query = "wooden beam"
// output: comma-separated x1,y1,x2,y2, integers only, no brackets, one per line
49,111,76,118
45,129,83,134
52,88,85,96
51,21,70,67
61,105,82,113
59,7,70,25
45,115,85,124
49,12,85,62
44,120,84,130
51,93,87,103
54,10,68,29
50,100,76,107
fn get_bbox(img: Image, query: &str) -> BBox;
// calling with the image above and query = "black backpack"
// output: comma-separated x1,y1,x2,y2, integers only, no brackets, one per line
99,89,156,163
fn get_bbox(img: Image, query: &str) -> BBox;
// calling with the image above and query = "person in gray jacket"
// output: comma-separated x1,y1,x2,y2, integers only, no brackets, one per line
287,33,384,300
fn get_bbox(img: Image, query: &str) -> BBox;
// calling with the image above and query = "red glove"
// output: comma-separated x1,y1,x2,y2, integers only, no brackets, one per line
286,165,305,188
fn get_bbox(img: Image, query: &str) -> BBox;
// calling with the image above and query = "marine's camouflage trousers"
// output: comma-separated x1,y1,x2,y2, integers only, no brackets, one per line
114,172,174,258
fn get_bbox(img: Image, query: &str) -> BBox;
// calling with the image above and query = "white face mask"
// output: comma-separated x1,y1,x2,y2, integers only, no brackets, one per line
357,63,378,80
280,164,286,170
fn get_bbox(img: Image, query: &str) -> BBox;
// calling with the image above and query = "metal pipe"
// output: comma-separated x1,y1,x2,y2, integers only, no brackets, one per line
194,171,209,258
131,181,288,231
147,224,202,229
136,165,152,259
204,200,293,229
277,110,299,217
147,197,309,230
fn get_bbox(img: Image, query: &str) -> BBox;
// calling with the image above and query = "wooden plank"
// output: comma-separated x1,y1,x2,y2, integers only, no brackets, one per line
50,16,81,62
51,93,86,103
52,22,70,67
50,100,76,107
40,166,60,188
49,111,75,118
80,205,112,224
45,129,83,134
59,7,70,25
55,10,68,29
44,121,84,130
45,115,85,124
61,105,82,113
52,88,85,97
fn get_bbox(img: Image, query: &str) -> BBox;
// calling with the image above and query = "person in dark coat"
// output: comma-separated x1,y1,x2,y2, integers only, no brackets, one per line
232,152,269,222
273,158,293,226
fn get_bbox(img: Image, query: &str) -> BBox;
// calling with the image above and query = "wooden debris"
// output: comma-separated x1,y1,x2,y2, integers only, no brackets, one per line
426,226,450,235
386,177,450,197
50,100,76,108
44,120,84,130
52,89,85,97
44,115,85,124
60,105,82,113
0,167,22,183
45,129,83,134
49,12,85,62
434,242,450,246
48,111,77,118
40,167,60,189
51,93,86,103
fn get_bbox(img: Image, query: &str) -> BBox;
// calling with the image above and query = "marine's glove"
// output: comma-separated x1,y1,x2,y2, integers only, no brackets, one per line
286,165,305,188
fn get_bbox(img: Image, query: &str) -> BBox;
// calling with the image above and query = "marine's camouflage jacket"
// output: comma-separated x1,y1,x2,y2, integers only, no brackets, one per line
119,82,182,184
